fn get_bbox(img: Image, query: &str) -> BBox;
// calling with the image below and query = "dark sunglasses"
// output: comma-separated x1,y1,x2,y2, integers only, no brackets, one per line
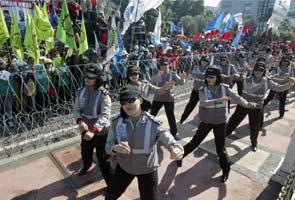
130,72,139,76
221,59,227,62
206,75,216,79
84,76,95,80
120,97,137,105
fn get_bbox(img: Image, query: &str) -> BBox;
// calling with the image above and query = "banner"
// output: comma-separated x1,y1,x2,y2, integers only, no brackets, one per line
154,9,161,44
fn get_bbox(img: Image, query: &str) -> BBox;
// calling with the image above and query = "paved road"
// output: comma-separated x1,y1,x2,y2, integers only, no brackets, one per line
0,84,294,200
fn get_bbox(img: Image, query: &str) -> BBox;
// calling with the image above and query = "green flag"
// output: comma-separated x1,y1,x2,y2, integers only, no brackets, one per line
24,9,40,63
56,0,77,49
10,12,24,59
79,15,88,55
0,8,9,47
34,4,54,50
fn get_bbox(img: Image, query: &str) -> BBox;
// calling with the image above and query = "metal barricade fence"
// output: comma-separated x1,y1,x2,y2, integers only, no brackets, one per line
0,51,286,159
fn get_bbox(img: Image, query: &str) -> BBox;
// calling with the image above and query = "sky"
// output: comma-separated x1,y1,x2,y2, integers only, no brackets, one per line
204,0,221,7
204,0,291,7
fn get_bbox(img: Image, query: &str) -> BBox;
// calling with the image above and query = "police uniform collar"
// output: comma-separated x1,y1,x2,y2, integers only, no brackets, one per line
126,112,147,124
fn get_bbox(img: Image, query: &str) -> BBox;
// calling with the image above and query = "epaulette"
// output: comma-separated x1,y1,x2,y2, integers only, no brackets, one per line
145,112,162,125
75,87,84,95
220,83,230,88
111,113,121,121
99,87,110,96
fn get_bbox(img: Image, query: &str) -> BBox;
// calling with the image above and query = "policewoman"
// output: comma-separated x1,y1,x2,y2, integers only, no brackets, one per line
105,85,183,200
226,62,295,151
150,56,186,137
233,53,251,95
126,65,169,111
263,56,294,119
177,67,256,183
73,64,112,186
180,55,209,124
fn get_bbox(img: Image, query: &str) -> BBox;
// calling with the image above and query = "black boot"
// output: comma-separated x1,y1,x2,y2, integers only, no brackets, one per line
176,160,182,167
220,170,230,183
78,166,90,176
251,144,257,152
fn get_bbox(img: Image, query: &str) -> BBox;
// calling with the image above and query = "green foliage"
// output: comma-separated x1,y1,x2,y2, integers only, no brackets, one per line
279,18,293,32
244,15,255,27
278,31,295,40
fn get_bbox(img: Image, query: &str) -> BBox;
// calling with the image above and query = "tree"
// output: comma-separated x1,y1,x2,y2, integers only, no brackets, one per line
279,17,293,32
179,15,198,36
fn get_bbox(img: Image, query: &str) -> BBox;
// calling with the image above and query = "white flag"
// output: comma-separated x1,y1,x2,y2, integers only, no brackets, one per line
105,16,119,63
154,9,161,44
267,16,275,29
122,0,164,34
93,31,100,55
223,13,231,24
233,13,243,30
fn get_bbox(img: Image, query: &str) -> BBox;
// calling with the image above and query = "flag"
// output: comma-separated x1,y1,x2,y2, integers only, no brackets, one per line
267,15,275,29
79,15,88,55
122,0,164,34
49,5,59,27
0,8,9,47
220,32,231,40
24,9,40,63
56,0,77,49
204,12,224,32
242,25,248,33
115,25,124,59
223,13,231,24
170,22,182,33
42,3,49,19
154,9,161,44
191,33,202,41
232,26,243,47
122,0,136,34
289,40,294,50
221,16,234,34
179,39,191,49
10,12,24,59
233,13,243,30
93,31,100,55
34,4,54,50
105,16,119,63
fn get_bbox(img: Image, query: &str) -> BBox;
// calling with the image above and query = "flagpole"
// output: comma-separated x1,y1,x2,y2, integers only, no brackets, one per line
130,0,140,51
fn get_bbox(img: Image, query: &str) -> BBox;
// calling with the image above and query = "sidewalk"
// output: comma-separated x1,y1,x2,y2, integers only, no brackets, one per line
0,98,294,200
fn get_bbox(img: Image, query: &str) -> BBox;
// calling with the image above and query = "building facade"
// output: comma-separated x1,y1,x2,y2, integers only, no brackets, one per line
218,0,259,18
218,0,289,32
288,0,295,17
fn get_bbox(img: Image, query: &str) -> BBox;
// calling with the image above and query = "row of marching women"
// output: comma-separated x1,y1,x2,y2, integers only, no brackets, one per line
73,47,295,199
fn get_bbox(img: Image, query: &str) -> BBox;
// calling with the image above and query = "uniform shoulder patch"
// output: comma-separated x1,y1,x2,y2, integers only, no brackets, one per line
99,87,110,96
145,112,162,125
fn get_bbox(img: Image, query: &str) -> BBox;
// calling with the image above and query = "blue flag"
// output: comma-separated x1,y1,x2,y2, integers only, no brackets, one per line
170,22,183,33
115,29,124,60
179,39,191,49
232,28,243,47
204,12,224,32
221,16,234,35
49,6,59,27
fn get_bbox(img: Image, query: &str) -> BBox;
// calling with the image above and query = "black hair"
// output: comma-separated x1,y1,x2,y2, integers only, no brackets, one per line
252,62,266,76
204,68,222,86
